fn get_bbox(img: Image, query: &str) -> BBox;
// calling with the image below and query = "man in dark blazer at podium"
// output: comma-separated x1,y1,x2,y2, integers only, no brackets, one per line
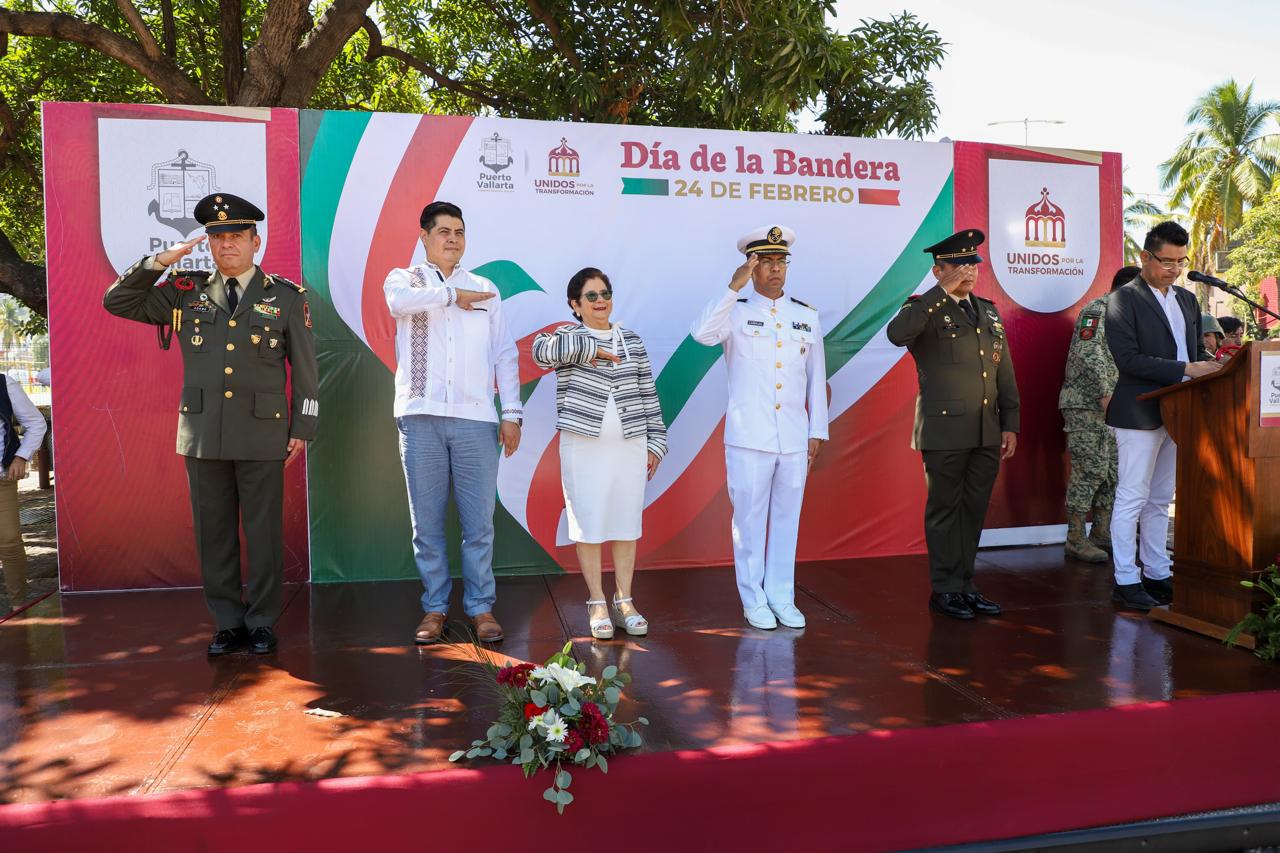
1105,221,1220,611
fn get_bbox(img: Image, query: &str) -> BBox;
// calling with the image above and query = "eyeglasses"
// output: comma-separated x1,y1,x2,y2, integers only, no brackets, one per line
757,257,791,268
580,290,613,303
1145,252,1191,271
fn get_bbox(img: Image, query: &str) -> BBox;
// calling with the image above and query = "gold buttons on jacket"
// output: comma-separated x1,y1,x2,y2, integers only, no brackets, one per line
228,320,237,328
775,323,782,329
775,403,781,410
275,413,281,419
776,341,782,348
224,391,233,398
942,409,948,415
182,406,188,412
226,343,235,351
776,383,782,389
775,361,782,368
983,371,988,378
983,398,989,405
225,367,233,375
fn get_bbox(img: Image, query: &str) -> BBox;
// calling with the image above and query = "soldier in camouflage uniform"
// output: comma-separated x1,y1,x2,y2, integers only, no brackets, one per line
1058,266,1136,562
104,194,318,656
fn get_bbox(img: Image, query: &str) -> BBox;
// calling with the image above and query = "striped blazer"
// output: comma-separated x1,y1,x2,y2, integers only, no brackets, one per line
531,323,668,459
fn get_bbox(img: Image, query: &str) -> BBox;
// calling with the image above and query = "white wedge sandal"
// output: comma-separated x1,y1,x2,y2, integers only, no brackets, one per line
610,595,649,636
586,599,614,640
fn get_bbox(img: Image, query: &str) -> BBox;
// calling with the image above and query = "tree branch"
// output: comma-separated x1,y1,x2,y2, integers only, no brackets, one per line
0,10,207,104
237,0,312,104
158,0,176,57
525,0,581,70
275,0,375,106
359,17,507,109
112,0,163,61
219,0,244,103
0,227,46,318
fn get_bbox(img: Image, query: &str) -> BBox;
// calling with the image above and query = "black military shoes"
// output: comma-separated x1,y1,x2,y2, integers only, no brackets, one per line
929,592,975,620
249,626,278,654
963,592,1003,616
1142,577,1173,606
207,627,248,656
1113,583,1160,611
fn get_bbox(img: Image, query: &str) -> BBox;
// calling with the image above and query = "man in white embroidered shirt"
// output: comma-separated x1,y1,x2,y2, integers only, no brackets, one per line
384,201,522,645
691,225,829,631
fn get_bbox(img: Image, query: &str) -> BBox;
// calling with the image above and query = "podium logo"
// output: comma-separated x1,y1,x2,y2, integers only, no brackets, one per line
1025,187,1066,248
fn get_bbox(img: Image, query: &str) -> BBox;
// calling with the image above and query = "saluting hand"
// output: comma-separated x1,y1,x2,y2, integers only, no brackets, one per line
455,289,495,310
729,255,758,292
593,347,621,367
155,235,207,267
937,264,974,295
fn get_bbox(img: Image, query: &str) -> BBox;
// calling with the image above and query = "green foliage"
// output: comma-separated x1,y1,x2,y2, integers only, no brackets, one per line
1159,79,1280,272
1226,560,1280,660
1225,186,1280,338
0,0,946,314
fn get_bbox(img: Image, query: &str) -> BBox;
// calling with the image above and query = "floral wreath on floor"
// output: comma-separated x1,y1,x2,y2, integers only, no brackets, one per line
450,641,647,812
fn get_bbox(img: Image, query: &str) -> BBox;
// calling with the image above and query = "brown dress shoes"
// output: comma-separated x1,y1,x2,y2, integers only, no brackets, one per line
414,611,447,644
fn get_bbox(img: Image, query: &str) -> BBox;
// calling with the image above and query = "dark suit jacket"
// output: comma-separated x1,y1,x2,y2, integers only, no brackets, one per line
1104,277,1211,430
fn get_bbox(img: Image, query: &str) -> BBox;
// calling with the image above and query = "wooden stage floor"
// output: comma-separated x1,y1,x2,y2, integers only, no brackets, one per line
3,546,1278,805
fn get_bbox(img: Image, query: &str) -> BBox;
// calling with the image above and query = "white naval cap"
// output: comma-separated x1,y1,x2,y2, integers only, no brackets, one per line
736,224,796,256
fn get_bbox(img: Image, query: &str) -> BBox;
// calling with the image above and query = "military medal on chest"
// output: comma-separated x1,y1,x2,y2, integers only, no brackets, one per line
993,338,1003,364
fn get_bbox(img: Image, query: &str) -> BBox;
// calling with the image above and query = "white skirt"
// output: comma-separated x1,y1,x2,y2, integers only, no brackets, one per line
560,394,648,543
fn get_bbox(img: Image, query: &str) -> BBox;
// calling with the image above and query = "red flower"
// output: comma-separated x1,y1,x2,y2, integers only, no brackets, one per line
523,701,546,720
497,662,537,688
172,277,195,291
578,702,610,745
564,729,585,754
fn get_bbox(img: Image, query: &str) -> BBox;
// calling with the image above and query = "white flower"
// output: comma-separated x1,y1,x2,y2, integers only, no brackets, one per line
527,713,544,732
531,663,597,695
544,716,569,743
528,708,562,735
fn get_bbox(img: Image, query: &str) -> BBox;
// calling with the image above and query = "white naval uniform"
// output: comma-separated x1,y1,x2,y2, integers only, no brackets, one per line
692,286,829,610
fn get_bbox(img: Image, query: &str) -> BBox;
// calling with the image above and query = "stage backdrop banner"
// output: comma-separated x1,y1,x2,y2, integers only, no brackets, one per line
43,105,1121,589
43,103,308,591
301,112,957,581
954,142,1123,533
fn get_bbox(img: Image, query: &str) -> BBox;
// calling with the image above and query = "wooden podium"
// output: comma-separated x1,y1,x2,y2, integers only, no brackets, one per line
1138,341,1280,644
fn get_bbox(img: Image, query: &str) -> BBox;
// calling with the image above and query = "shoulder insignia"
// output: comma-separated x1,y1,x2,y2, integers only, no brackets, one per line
789,296,815,310
974,294,995,305
268,274,306,293
736,298,748,303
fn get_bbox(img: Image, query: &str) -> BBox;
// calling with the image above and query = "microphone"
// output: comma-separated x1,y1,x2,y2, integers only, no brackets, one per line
1187,270,1233,289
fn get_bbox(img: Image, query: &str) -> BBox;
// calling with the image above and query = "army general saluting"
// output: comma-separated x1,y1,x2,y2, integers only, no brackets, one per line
692,226,828,630
104,194,318,655
887,230,1019,620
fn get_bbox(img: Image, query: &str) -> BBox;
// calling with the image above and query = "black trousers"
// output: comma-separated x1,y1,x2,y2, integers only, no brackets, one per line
184,457,285,631
921,446,1000,593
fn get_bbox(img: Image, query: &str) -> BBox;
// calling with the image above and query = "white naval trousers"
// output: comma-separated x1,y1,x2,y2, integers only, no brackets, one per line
725,445,808,610
1111,426,1176,585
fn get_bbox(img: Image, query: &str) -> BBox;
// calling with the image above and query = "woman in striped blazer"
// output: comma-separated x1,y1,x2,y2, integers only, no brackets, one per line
532,268,667,640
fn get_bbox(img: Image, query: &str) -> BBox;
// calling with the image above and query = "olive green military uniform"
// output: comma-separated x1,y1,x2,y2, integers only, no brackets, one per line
887,284,1020,593
103,259,318,630
1059,293,1118,516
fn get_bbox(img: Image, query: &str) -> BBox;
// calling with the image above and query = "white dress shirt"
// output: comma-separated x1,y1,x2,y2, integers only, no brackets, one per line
2,377,47,462
383,262,522,423
1146,283,1189,376
692,285,829,454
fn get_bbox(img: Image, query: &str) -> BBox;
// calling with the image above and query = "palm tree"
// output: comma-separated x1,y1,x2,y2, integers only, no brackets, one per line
0,296,27,353
1122,186,1166,264
1159,80,1280,273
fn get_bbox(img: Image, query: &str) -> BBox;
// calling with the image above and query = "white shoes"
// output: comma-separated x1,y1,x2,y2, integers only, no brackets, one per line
744,605,778,630
769,602,806,628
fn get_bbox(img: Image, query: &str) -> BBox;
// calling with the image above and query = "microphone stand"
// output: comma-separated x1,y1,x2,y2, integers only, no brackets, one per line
1209,281,1280,324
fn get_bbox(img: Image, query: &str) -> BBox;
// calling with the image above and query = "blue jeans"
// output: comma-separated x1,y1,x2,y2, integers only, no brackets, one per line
397,415,499,616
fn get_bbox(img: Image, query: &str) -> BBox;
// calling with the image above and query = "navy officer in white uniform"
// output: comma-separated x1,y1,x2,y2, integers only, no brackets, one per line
692,225,829,630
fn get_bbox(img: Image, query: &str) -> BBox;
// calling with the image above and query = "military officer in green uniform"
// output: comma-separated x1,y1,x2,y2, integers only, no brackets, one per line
1058,266,1137,563
104,193,318,655
887,229,1020,620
